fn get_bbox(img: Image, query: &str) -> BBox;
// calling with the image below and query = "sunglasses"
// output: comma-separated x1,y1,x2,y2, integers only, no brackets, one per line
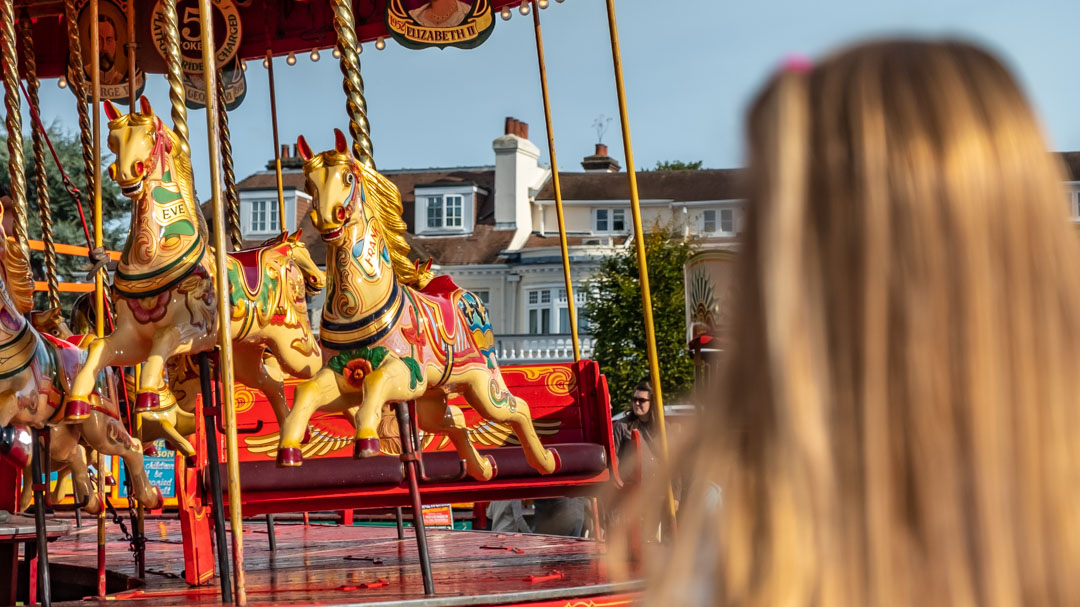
631,397,649,404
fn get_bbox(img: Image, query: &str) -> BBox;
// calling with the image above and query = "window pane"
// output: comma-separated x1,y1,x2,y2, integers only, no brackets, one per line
540,290,551,304
558,289,566,302
529,309,538,334
703,209,716,233
720,209,734,233
612,209,625,232
475,290,490,304
596,209,608,232
541,309,550,334
446,195,463,227
427,196,443,228
558,308,569,334
269,202,279,231
528,291,538,304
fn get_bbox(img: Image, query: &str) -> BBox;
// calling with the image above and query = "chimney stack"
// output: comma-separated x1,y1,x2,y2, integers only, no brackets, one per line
582,142,621,173
280,144,290,159
504,116,529,139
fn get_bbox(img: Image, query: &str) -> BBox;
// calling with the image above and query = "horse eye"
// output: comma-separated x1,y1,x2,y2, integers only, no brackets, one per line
344,173,354,185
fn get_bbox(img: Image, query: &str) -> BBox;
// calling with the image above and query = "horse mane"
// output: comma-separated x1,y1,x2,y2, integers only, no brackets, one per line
305,152,433,289
0,231,35,316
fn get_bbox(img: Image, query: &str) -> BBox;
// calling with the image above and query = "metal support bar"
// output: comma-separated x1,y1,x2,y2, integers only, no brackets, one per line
30,429,51,607
265,515,277,552
394,508,404,540
603,0,678,531
199,353,232,603
396,403,434,595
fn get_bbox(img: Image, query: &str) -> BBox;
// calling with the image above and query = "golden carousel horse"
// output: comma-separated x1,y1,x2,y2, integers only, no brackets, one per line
275,131,558,482
0,207,161,513
64,98,325,434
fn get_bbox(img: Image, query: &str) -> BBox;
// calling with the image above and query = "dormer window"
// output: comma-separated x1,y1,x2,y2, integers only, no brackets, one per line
594,208,626,234
427,195,464,229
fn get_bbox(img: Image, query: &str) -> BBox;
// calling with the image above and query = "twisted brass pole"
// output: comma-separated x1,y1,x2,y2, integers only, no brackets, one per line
64,0,96,198
161,0,189,156
330,0,374,167
2,0,29,265
20,15,60,310
217,71,242,250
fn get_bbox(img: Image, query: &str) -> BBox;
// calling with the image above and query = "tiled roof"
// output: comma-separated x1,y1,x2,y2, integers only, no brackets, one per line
536,168,746,202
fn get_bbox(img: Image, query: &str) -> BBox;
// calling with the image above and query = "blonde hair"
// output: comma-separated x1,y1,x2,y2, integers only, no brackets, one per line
304,151,433,288
634,39,1080,606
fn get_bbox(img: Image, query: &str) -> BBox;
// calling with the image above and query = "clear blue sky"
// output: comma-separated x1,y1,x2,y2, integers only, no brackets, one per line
28,0,1080,199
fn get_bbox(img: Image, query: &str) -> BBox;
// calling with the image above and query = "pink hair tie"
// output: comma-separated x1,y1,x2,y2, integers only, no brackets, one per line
782,53,813,74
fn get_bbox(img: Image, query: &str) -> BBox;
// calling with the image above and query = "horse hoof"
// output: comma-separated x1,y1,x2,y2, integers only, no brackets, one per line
65,399,91,421
0,426,32,469
135,392,160,411
143,443,158,457
277,447,303,467
353,438,380,459
85,497,102,516
302,428,312,445
184,455,197,468
547,448,561,475
148,486,164,509
485,455,498,481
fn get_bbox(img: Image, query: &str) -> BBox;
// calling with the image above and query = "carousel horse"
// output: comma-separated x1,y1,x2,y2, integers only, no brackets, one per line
275,130,558,481
64,98,325,434
0,207,161,513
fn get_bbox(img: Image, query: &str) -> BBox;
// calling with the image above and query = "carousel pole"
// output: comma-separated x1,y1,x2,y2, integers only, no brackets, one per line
89,0,112,595
1,0,29,266
124,0,147,578
603,0,678,530
64,0,96,197
330,0,373,166
20,14,60,312
530,0,579,361
196,0,248,603
263,3,286,236
217,74,242,250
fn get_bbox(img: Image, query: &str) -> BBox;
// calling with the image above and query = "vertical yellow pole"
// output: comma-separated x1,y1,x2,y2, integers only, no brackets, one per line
530,0,580,361
603,0,677,529
265,50,286,234
196,1,247,603
89,0,110,593
126,0,136,107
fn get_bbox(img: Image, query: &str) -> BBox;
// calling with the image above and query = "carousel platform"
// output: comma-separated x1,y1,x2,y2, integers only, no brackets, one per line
39,516,638,606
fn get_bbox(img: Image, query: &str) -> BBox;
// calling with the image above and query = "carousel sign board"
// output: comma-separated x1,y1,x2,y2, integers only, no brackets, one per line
386,0,495,50
150,0,247,110
71,0,146,103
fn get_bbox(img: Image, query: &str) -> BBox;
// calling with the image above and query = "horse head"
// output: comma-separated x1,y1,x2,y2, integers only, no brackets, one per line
297,129,368,244
285,230,326,295
30,307,74,339
104,97,172,199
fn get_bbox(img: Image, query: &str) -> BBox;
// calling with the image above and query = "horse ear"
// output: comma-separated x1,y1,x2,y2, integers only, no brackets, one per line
138,96,153,117
103,99,121,121
334,128,348,154
296,135,313,162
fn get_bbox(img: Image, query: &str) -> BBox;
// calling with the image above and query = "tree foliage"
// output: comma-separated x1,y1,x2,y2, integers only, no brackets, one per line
654,160,703,171
584,224,696,412
0,126,128,309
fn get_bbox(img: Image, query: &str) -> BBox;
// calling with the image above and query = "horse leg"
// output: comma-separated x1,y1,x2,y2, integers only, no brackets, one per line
459,368,557,475
234,345,289,429
138,409,196,458
135,326,184,411
277,368,351,466
415,393,493,481
265,338,322,380
81,413,163,509
66,323,145,418
352,359,429,459
48,426,98,514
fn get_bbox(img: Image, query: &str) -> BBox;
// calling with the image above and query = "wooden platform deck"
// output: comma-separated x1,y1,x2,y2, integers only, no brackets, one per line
41,517,638,606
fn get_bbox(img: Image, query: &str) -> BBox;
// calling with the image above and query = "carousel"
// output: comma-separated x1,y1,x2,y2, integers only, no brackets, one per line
0,0,674,605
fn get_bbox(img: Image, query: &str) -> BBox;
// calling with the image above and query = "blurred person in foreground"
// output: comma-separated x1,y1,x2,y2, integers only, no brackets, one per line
620,39,1080,606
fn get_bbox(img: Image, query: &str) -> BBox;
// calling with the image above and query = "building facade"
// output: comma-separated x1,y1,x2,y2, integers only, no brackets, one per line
228,118,744,363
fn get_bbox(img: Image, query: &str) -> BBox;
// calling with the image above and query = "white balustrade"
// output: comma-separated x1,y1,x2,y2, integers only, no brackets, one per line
493,334,594,364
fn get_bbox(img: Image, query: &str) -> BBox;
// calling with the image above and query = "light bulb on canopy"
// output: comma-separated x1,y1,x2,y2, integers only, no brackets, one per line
538,0,548,8
310,49,320,62
286,52,297,65
333,47,341,59
375,37,386,50
519,2,530,15
500,7,511,19
57,76,67,89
